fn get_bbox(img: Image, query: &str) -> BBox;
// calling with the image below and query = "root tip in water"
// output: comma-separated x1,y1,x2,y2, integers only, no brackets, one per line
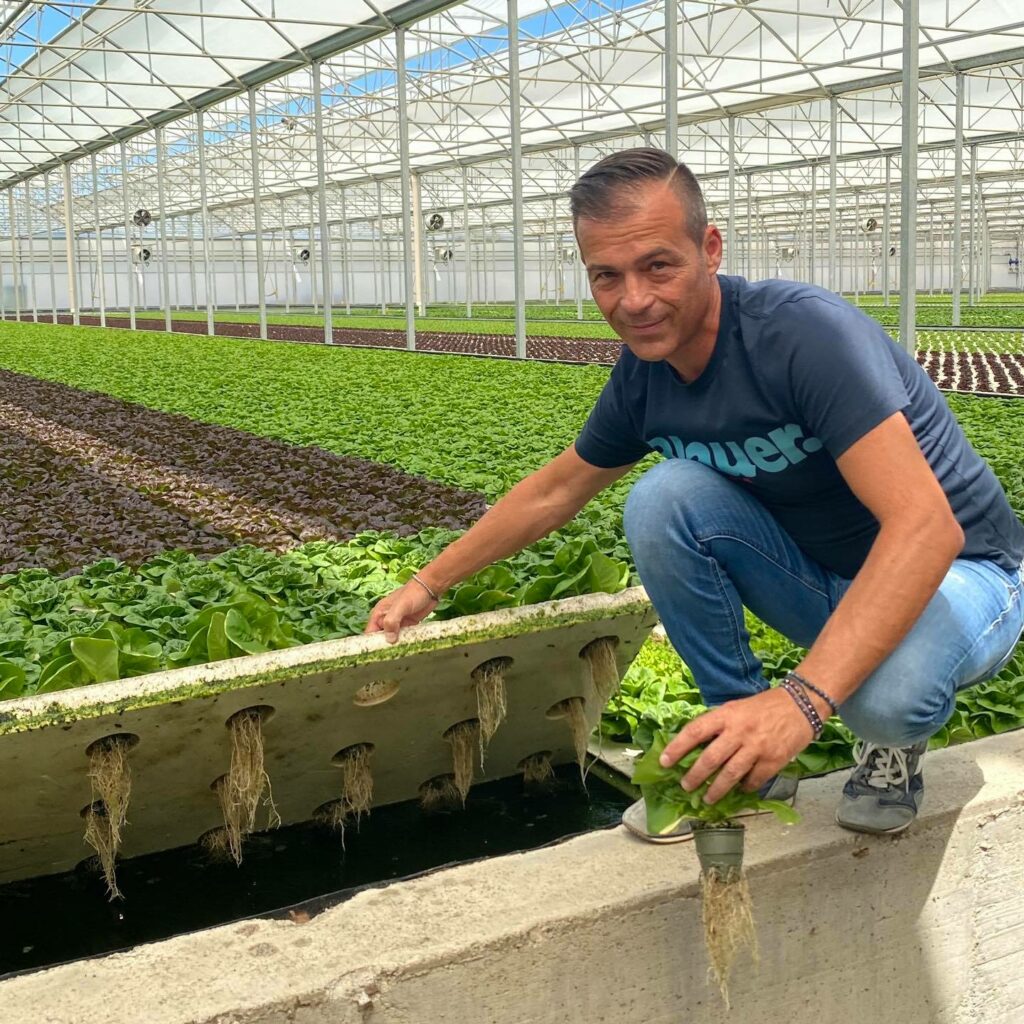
419,774,463,813
444,720,480,803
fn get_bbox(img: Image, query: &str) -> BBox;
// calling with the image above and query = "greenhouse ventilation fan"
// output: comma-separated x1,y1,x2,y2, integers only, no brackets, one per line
132,208,152,227
779,245,797,262
294,247,311,264
863,216,878,233
434,247,454,263
560,246,578,264
427,213,445,231
131,244,152,265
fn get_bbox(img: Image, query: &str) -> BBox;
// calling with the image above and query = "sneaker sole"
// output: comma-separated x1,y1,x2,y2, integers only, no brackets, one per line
833,796,921,836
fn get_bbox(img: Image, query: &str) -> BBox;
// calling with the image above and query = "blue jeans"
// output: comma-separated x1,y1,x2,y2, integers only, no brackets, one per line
623,459,1024,747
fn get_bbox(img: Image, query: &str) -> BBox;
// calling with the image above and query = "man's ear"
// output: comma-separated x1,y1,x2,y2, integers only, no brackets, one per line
702,225,724,274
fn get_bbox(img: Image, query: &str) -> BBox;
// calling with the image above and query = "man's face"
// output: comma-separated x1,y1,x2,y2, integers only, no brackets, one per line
576,181,723,362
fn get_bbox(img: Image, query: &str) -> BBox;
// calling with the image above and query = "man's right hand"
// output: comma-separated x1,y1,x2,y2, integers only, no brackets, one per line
364,580,439,644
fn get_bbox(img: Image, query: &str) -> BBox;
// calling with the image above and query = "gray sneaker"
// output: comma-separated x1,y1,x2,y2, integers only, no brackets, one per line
835,739,928,835
622,774,799,844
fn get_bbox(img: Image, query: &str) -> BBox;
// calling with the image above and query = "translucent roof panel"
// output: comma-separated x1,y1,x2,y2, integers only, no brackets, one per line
0,0,461,183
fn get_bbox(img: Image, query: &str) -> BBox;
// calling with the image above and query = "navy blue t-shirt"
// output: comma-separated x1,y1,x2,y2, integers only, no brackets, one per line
575,275,1024,580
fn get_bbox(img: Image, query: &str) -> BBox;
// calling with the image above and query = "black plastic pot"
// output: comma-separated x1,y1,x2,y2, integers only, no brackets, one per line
692,822,745,877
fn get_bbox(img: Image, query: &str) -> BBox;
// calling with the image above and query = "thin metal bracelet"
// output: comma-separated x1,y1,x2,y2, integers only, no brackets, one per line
787,670,839,717
780,678,823,739
410,573,440,602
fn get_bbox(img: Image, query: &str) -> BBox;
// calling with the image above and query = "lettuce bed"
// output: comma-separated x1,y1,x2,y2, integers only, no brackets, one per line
0,321,1022,772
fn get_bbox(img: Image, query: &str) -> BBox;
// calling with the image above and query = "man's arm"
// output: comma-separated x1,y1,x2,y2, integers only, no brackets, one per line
786,409,965,713
365,445,637,642
662,411,964,802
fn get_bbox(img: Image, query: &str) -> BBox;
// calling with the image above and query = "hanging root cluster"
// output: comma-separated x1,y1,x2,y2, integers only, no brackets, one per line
444,720,480,803
472,658,510,766
218,708,278,865
83,736,134,899
419,774,463,812
582,637,621,705
520,752,555,789
200,826,235,863
336,744,375,825
700,866,759,1009
552,696,589,776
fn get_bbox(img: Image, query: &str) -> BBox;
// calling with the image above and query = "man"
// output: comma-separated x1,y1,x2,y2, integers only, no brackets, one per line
366,148,1024,840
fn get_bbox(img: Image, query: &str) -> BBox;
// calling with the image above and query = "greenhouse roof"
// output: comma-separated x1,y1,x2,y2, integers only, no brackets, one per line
1,0,1023,237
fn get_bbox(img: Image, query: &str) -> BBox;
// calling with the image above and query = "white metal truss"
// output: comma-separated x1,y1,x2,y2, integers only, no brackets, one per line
1,0,1023,267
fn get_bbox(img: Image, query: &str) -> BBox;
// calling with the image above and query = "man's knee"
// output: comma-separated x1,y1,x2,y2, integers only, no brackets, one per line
839,659,954,747
623,459,724,554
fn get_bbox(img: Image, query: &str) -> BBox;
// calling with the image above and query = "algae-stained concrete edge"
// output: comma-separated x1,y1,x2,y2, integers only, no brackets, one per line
0,586,653,735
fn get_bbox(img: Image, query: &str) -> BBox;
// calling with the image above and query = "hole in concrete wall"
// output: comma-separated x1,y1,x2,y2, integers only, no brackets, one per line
518,751,555,789
224,705,275,728
443,720,481,803
545,697,588,773
85,732,140,757
353,679,401,707
418,774,463,813
471,657,512,765
580,636,621,704
329,743,375,829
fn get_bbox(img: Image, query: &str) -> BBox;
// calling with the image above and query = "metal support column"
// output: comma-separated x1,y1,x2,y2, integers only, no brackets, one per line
664,0,678,159
311,65,331,344
726,116,736,274
412,173,426,317
247,88,268,340
7,190,20,321
854,191,860,301
155,128,172,331
307,191,318,314
746,175,752,278
44,171,57,322
23,183,37,321
119,142,136,329
62,165,79,324
968,145,978,305
196,111,216,335
882,155,892,305
809,163,817,286
508,0,526,358
573,145,583,320
89,155,106,325
952,74,964,326
395,27,417,349
898,0,919,353
828,95,838,293
340,187,352,315
462,164,472,318
376,179,387,313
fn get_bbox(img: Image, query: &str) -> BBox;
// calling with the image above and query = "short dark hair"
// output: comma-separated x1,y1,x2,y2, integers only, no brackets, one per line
569,147,708,245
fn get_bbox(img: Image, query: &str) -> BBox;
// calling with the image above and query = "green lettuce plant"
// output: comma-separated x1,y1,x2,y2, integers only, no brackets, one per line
631,728,801,834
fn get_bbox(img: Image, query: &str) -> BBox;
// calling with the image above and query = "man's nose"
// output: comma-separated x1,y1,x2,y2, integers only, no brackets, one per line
620,276,653,315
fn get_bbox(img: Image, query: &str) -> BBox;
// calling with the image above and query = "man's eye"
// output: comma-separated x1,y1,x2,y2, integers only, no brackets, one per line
650,262,667,271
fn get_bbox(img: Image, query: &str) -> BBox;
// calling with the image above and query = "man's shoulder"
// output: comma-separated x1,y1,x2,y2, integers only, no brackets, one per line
725,275,859,326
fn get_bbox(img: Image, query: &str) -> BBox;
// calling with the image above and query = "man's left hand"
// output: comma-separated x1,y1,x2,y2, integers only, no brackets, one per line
659,687,815,803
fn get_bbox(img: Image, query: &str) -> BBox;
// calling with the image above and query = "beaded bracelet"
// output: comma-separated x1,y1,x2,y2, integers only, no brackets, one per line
780,677,823,739
786,670,839,717
410,573,441,602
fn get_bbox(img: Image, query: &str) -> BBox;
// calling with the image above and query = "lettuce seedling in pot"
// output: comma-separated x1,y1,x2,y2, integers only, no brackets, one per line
632,727,801,1007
